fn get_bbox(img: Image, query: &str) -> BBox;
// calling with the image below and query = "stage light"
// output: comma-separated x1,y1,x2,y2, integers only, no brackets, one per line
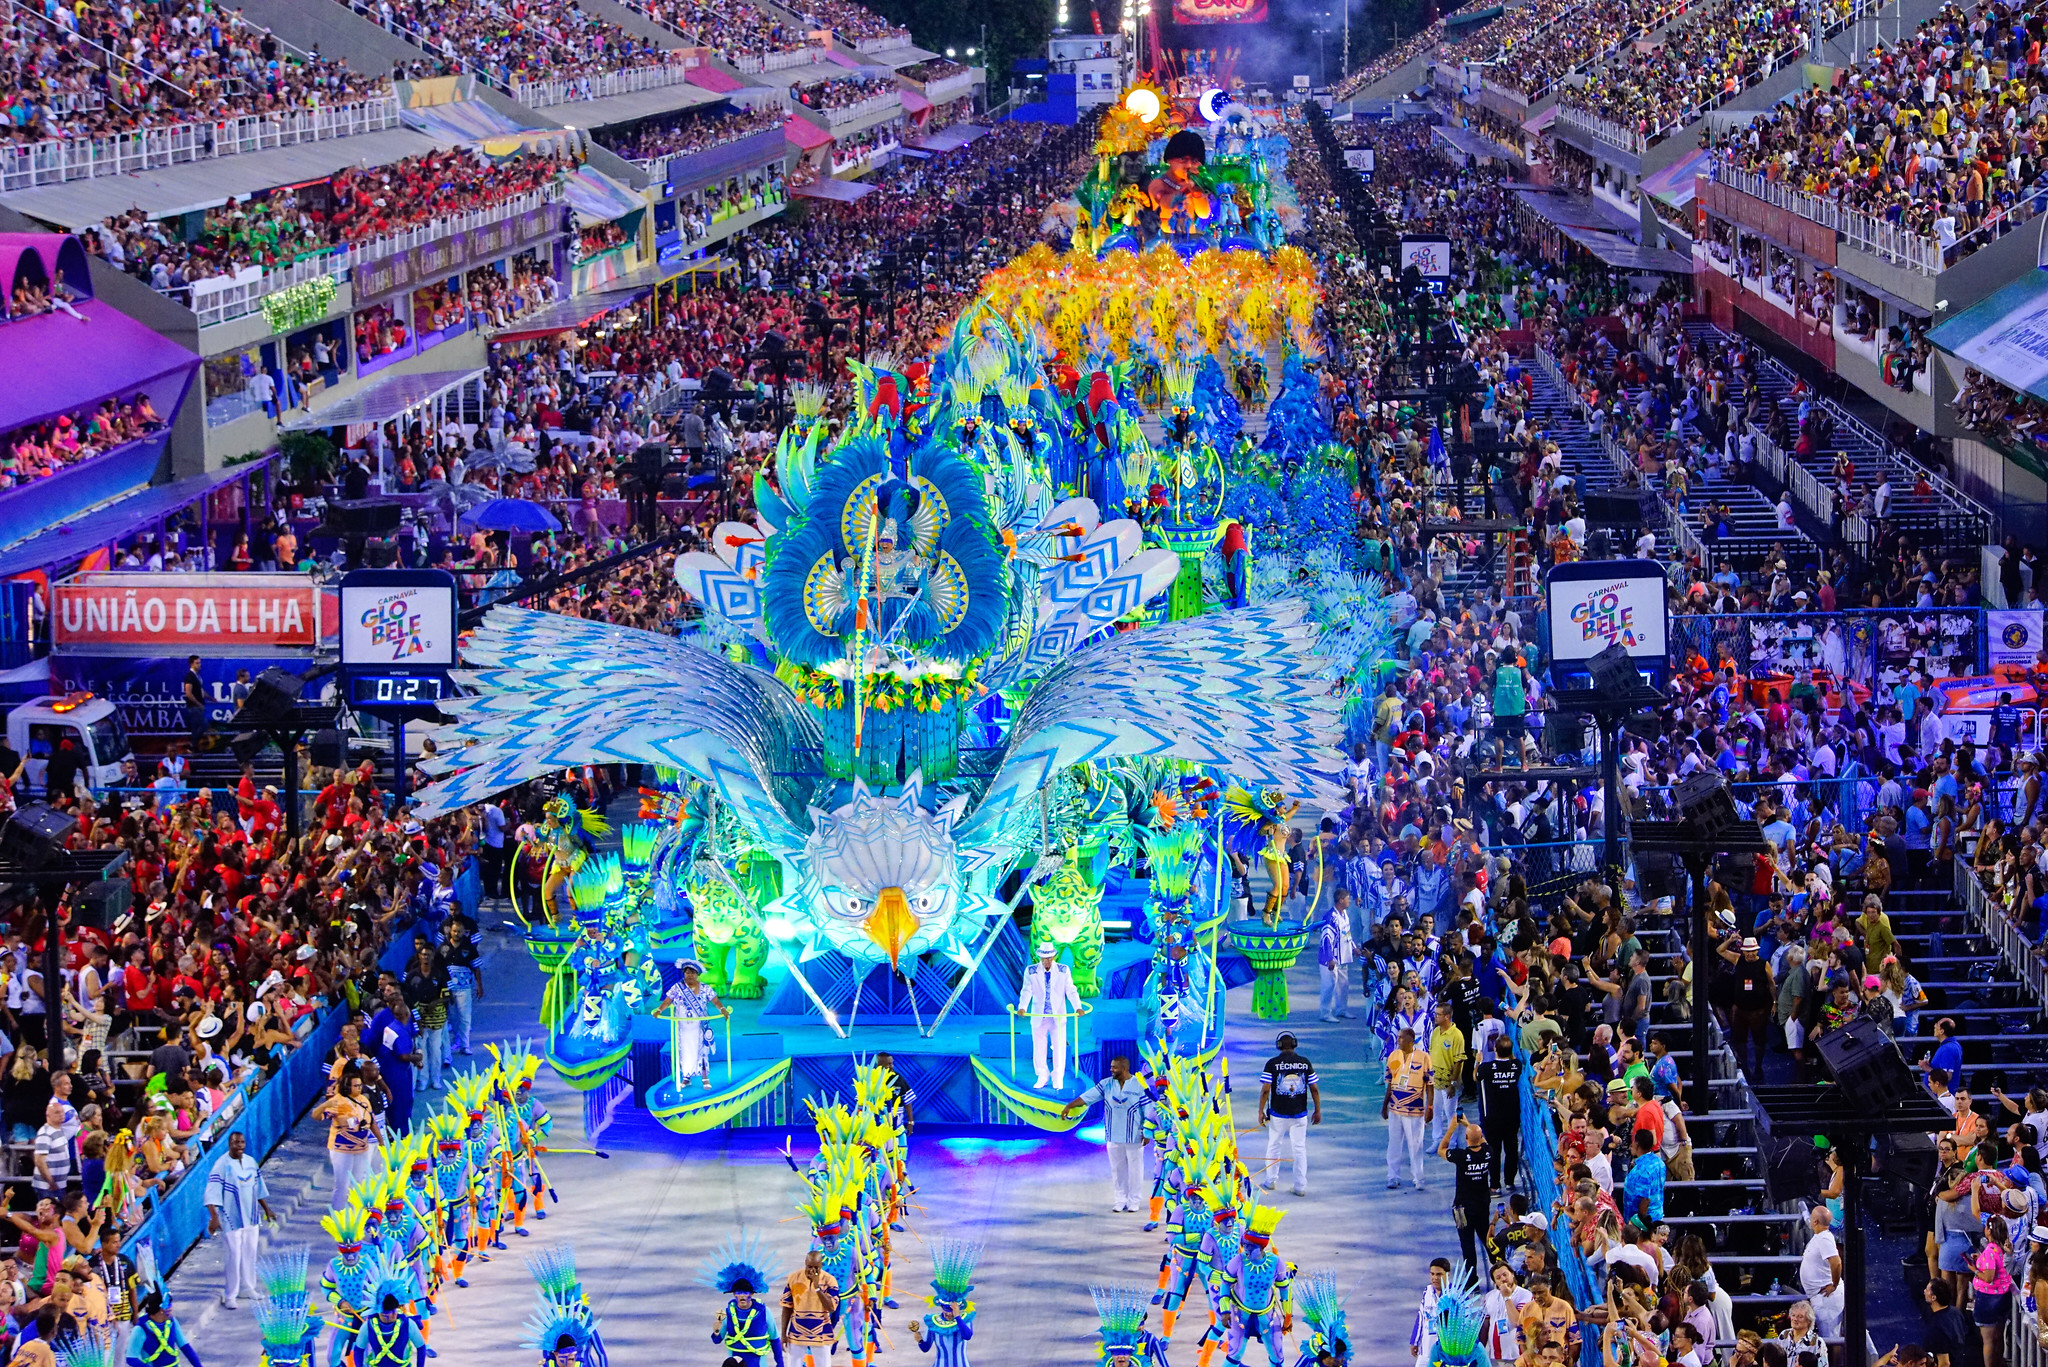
1124,86,1162,122
946,46,955,54
966,46,976,54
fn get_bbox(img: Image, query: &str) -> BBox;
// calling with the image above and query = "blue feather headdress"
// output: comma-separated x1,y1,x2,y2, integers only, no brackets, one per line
526,1243,584,1304
257,1244,311,1310
1090,1283,1152,1353
927,1236,983,1310
521,1291,606,1367
254,1295,313,1362
694,1231,783,1297
1433,1262,1488,1360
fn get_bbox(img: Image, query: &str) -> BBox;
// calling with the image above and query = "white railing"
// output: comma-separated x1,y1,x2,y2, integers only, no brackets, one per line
821,91,900,126
732,45,828,72
922,70,977,105
514,60,702,108
0,95,401,191
1710,158,1944,274
831,136,897,173
851,31,910,52
632,126,785,184
1553,104,1644,155
188,184,564,328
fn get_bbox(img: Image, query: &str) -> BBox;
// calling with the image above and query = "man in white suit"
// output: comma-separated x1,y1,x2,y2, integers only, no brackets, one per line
1017,940,1081,1089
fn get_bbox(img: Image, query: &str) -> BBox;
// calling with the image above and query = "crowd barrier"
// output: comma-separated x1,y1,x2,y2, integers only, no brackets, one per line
124,859,480,1273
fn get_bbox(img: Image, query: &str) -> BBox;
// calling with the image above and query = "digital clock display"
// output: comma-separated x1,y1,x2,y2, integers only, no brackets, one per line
351,675,446,705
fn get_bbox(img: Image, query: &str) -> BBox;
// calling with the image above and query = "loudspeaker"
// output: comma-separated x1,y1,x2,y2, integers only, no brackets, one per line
1674,770,1741,841
1588,642,1644,697
71,877,131,931
326,499,402,535
1637,851,1683,900
1882,1129,1938,1194
236,668,304,728
1756,1128,1824,1205
1472,421,1499,453
0,804,76,870
310,730,347,768
1814,1015,1917,1111
1543,714,1587,753
1585,491,1648,526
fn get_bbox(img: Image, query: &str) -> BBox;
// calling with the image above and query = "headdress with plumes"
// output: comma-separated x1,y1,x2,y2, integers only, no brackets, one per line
927,1236,983,1309
521,1291,605,1366
369,1254,417,1313
57,1340,119,1367
568,852,624,922
1293,1267,1348,1332
1238,1191,1283,1247
254,1296,312,1360
320,1204,370,1251
694,1231,782,1297
620,822,661,871
1433,1263,1488,1360
526,1244,584,1305
258,1244,311,1308
1091,1284,1152,1352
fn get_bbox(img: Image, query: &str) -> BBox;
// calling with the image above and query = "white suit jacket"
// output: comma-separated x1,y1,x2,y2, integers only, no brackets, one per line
1017,960,1081,1016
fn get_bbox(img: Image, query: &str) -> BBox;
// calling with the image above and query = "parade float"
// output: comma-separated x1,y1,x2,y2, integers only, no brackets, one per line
415,88,1395,1132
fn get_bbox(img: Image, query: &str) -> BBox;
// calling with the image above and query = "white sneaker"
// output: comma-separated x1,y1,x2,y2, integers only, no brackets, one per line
1293,1185,1308,1196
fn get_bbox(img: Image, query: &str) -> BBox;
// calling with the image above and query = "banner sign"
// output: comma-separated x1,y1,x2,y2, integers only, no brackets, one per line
49,654,335,737
1342,148,1375,172
1990,608,2046,669
1173,0,1269,23
340,570,459,667
352,206,562,305
52,573,321,654
1546,561,1669,663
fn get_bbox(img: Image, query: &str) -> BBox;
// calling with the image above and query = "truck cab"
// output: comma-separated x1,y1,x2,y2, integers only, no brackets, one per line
7,694,134,795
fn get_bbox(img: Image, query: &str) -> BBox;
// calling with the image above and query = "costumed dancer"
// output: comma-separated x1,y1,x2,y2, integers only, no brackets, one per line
1142,1070,1179,1231
1157,1141,1222,1340
425,1117,474,1289
499,1041,557,1221
1217,1205,1290,1367
450,1073,507,1254
912,1237,980,1367
386,1137,448,1302
697,1233,785,1367
347,1263,428,1367
521,1245,607,1367
485,1045,551,1236
1418,1264,1491,1367
1289,1270,1349,1367
1192,1187,1245,1367
370,1171,432,1326
318,1204,377,1367
534,793,610,924
662,960,729,1091
1092,1284,1169,1367
125,1292,204,1367
1017,940,1081,1091
1221,790,1300,927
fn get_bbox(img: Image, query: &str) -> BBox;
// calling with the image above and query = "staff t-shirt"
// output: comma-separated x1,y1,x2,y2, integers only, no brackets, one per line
1386,1048,1433,1117
1262,1050,1318,1118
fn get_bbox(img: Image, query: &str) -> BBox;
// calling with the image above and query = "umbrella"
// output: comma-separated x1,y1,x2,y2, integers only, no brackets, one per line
465,498,563,533
465,445,537,475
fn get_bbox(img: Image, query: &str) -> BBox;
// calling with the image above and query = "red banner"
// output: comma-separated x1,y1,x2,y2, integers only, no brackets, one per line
53,574,323,653
1173,0,1268,23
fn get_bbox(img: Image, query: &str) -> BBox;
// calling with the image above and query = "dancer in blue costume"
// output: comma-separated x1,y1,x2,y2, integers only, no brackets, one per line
698,1234,785,1367
1419,1264,1492,1367
126,1293,204,1367
911,1238,980,1367
1289,1270,1350,1367
1093,1284,1170,1367
1218,1207,1290,1367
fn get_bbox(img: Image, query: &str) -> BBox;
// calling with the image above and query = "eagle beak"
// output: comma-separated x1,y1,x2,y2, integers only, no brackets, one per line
864,887,919,968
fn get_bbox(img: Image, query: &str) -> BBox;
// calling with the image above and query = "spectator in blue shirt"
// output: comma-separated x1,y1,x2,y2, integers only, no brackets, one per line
1622,1128,1667,1226
1920,1017,1964,1092
1646,1036,1683,1106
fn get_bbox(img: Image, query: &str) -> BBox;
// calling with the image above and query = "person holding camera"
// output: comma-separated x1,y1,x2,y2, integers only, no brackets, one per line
1438,1115,1493,1270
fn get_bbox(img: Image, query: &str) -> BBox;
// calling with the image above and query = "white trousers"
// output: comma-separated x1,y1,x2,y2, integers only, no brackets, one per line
222,1224,262,1304
1810,1285,1845,1339
1108,1141,1147,1209
328,1148,373,1209
1029,1015,1068,1088
795,1346,842,1367
1265,1115,1309,1189
1386,1112,1427,1185
1318,965,1340,1018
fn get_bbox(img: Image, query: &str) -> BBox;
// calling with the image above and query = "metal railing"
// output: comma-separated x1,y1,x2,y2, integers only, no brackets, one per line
0,96,401,191
513,59,702,108
187,184,564,328
829,135,898,172
732,45,828,72
1958,858,2048,1009
1553,103,1645,154
819,90,901,126
850,31,911,52
1710,158,1944,274
921,71,978,105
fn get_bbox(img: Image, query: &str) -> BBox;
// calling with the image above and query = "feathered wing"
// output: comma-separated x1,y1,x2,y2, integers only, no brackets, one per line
411,609,814,854
958,599,1347,851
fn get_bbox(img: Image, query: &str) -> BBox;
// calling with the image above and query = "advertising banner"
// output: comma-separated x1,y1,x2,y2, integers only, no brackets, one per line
1989,607,2046,668
1173,0,1269,23
1546,561,1669,663
48,654,335,737
52,574,322,654
340,572,459,667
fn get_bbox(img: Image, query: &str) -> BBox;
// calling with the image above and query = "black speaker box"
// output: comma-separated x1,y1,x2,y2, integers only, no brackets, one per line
1543,714,1587,753
0,804,76,869
72,877,131,931
1637,851,1683,900
1674,770,1741,840
1814,1015,1917,1111
237,668,304,728
1585,491,1649,526
327,499,401,535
